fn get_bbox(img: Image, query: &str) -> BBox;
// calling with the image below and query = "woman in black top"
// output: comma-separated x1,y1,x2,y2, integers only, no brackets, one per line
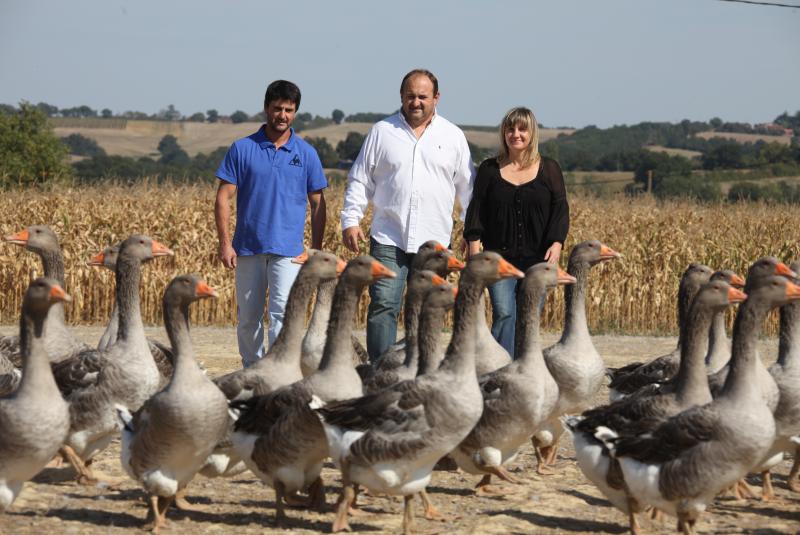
463,107,569,357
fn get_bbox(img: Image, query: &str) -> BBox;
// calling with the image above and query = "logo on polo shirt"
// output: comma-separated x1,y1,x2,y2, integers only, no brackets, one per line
289,155,302,167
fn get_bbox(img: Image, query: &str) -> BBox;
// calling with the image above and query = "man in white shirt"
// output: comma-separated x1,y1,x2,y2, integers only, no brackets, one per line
341,69,475,361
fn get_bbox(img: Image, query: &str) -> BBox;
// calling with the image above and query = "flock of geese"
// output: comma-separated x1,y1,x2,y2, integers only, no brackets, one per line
1,224,799,535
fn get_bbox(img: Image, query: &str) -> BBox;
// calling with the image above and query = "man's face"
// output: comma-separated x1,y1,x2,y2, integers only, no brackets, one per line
264,99,297,134
401,75,439,127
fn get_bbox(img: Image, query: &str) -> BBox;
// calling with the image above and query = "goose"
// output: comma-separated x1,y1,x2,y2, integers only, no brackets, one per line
1,225,89,366
363,270,447,393
88,244,178,388
116,275,228,533
533,240,621,468
565,279,746,534
451,262,575,491
52,235,173,484
316,252,523,534
368,241,464,374
704,269,746,374
600,275,800,535
606,263,714,400
230,255,395,524
0,278,71,512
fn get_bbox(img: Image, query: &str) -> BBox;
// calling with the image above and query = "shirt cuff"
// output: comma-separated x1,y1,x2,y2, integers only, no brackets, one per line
341,214,361,230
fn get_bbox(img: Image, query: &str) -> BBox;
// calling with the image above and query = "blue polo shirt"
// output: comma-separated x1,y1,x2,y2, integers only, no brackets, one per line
216,126,327,257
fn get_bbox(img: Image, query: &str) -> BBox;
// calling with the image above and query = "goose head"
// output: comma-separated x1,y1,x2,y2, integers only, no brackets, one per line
24,277,72,315
569,240,621,266
164,274,218,309
118,234,174,263
694,280,748,314
710,269,745,289
413,241,464,276
746,257,796,290
5,225,60,256
522,262,577,293
422,280,457,311
408,269,447,297
745,274,800,310
464,252,524,286
87,243,120,270
293,249,347,278
342,255,397,286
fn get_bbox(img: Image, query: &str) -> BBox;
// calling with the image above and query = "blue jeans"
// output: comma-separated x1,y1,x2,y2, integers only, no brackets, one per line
367,238,413,362
235,253,301,368
488,277,520,358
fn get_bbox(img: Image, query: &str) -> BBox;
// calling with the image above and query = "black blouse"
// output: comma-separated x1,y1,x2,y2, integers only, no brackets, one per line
463,156,569,268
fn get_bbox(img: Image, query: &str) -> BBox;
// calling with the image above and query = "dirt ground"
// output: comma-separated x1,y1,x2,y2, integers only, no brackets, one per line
1,325,797,535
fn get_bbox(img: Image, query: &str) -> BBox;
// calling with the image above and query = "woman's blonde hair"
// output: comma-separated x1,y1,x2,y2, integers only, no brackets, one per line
497,107,540,168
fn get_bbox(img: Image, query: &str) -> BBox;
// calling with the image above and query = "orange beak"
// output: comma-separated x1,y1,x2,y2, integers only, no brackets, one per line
729,273,746,289
775,261,797,279
785,279,800,300
430,274,446,286
452,286,458,298
86,251,105,267
195,280,218,298
557,267,577,285
151,240,174,257
371,261,397,280
336,257,347,275
5,228,29,246
497,258,525,279
49,283,72,303
446,254,465,272
727,286,747,304
292,251,310,265
599,243,622,261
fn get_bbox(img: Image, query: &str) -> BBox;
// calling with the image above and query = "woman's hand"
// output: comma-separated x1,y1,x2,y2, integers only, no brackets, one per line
544,242,562,265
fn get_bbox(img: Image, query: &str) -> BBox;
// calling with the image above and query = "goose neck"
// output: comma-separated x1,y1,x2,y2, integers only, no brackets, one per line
416,305,446,376
722,298,768,402
115,254,145,342
307,279,335,337
515,283,546,366
562,260,589,340
438,274,480,376
317,277,361,371
164,301,198,382
777,300,800,367
674,302,715,406
17,307,58,397
704,311,731,372
267,272,317,363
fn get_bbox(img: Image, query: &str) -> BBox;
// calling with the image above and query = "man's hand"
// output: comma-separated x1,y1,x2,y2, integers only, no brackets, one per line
219,242,237,269
342,226,366,253
544,242,562,265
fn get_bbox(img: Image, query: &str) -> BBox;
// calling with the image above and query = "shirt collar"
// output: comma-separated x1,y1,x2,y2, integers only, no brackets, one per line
398,109,438,133
255,125,296,152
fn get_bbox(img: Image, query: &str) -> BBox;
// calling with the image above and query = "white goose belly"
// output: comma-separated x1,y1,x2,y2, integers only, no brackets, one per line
350,450,441,496
232,430,322,493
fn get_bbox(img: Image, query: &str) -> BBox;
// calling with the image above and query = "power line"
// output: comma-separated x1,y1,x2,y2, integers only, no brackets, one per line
716,0,800,8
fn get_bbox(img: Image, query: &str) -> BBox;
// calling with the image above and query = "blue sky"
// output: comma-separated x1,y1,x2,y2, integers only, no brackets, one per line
1,0,798,128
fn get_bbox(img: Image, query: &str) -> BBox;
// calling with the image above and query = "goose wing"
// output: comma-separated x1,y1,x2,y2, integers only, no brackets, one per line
51,349,110,396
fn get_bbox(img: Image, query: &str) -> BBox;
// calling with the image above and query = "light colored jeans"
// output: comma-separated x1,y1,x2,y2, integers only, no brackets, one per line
235,253,300,367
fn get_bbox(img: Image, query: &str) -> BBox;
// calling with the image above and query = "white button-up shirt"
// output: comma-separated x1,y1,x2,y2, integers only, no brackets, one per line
340,112,475,253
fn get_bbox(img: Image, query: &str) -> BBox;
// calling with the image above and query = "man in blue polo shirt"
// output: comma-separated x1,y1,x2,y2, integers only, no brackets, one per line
215,80,327,368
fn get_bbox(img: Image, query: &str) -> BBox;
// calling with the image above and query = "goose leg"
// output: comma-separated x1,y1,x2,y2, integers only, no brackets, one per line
145,495,172,534
533,444,555,475
402,494,415,535
418,489,444,521
486,464,521,484
274,481,289,526
736,478,759,499
59,445,100,486
308,476,327,511
626,496,640,535
174,486,204,512
332,483,355,532
761,470,776,501
789,450,800,493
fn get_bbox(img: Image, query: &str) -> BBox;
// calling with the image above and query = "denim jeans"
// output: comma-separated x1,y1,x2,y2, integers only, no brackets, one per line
367,238,413,362
235,253,301,368
488,277,520,358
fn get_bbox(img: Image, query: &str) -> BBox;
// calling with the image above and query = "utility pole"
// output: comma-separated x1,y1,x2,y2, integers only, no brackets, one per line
647,170,653,195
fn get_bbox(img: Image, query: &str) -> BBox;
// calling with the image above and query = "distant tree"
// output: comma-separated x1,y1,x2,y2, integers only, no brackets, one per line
230,110,249,124
702,143,745,170
250,111,265,122
709,117,723,129
121,110,149,120
467,141,494,165
332,109,345,125
655,174,721,202
633,150,692,190
305,137,338,168
188,112,205,122
101,108,113,118
345,112,390,123
157,134,190,165
158,104,182,121
0,102,72,186
0,104,17,115
61,133,106,157
206,109,219,123
36,102,59,117
60,105,97,118
336,132,365,161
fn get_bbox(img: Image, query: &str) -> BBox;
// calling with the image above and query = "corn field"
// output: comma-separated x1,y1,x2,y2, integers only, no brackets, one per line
2,181,799,336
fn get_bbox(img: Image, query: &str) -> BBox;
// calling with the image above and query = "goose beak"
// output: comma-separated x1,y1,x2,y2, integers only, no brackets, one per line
292,251,310,265
151,240,174,257
86,251,105,267
452,286,458,298
785,280,800,301
728,287,747,304
5,228,29,246
497,258,525,279
431,274,446,286
195,280,218,299
371,261,397,280
49,283,72,303
446,254,465,271
775,261,797,279
433,242,447,252
335,257,347,275
557,267,577,285
729,273,746,288
599,244,622,261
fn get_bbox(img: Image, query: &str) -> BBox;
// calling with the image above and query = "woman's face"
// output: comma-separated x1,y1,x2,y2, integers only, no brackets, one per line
504,123,531,152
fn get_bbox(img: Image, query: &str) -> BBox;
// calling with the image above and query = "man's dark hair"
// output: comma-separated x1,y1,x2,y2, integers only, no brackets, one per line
264,80,301,109
400,69,439,96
